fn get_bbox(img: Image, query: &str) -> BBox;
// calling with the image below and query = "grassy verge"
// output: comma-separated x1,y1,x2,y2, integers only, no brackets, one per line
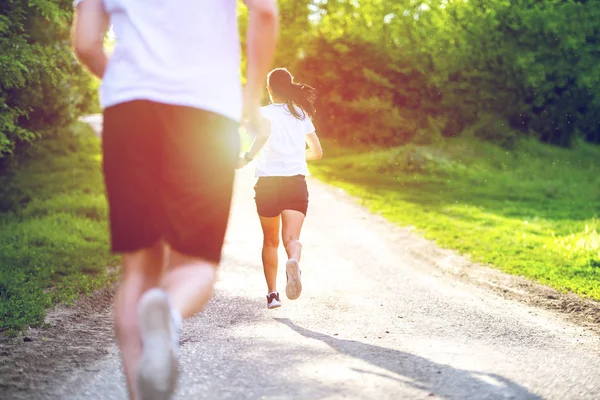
310,137,600,300
0,123,117,333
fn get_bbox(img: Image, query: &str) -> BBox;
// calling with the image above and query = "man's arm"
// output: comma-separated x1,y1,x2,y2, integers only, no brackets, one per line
247,118,271,159
242,0,278,131
71,0,109,78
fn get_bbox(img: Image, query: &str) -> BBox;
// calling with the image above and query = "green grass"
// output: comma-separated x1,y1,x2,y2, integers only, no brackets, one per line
0,123,117,333
310,137,600,299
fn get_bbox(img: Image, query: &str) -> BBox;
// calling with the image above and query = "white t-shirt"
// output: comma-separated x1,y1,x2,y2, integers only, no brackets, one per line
77,0,242,122
256,104,316,177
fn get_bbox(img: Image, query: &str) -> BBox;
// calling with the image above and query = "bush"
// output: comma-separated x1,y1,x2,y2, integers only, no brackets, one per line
296,37,439,146
0,0,98,158
275,0,600,148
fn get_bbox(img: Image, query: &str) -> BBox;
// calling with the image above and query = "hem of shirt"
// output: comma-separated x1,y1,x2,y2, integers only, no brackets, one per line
101,92,242,123
255,170,311,178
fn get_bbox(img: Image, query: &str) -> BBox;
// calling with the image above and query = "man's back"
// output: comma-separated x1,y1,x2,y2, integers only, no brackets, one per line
102,0,241,121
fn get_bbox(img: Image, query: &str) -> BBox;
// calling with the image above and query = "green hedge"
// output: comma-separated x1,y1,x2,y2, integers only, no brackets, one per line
0,0,98,157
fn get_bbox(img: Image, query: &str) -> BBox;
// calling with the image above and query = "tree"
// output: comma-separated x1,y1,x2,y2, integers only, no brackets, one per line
271,0,600,146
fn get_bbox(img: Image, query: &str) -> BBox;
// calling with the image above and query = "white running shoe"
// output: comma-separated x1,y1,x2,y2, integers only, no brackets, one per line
266,292,282,309
285,259,302,300
137,289,179,400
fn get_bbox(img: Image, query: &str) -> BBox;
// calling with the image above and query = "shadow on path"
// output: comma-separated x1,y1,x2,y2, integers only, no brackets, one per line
275,318,543,400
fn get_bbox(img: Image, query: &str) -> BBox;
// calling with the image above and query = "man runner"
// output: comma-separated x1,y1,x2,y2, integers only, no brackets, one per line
71,1,278,399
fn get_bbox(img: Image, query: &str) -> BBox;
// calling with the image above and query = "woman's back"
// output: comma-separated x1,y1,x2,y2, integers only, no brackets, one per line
256,104,315,177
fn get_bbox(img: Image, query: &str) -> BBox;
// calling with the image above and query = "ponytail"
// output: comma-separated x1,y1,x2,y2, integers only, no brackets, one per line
268,68,316,121
284,83,316,120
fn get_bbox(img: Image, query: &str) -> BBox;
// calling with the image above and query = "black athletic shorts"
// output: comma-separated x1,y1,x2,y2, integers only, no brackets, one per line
102,100,240,263
254,175,309,218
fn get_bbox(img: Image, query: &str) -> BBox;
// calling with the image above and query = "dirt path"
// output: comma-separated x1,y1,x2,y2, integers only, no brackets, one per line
3,115,600,399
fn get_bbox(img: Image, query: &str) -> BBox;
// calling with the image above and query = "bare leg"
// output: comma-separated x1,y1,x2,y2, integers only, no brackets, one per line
281,210,305,300
114,241,166,400
135,249,218,399
259,215,281,293
161,250,218,319
281,210,305,262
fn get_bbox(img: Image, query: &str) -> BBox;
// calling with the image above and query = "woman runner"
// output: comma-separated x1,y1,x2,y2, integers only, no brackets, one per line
237,68,323,309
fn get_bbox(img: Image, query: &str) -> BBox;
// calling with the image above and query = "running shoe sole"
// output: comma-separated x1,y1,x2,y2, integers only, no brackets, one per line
137,289,179,400
285,259,302,300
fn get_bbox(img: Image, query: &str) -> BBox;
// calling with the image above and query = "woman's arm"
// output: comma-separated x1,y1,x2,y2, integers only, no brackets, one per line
237,118,271,169
305,132,323,160
71,0,110,78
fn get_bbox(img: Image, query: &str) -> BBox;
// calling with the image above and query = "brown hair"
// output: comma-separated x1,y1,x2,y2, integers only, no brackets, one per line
267,68,316,120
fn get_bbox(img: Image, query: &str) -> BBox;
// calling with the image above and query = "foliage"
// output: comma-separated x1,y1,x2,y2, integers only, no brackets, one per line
273,0,600,147
3,1,596,152
0,123,117,332
0,0,97,157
